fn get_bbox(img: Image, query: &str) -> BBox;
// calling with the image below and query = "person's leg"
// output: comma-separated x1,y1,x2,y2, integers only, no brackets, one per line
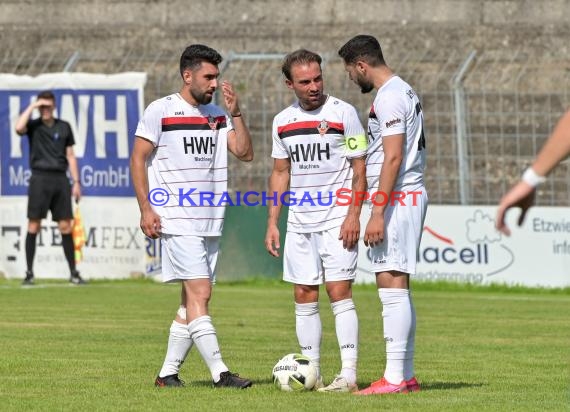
356,271,411,395
24,174,48,284
181,236,251,388
156,287,193,386
283,231,323,384
24,219,41,283
357,189,427,396
294,284,321,378
324,280,358,389
378,272,411,386
51,177,83,283
317,226,359,392
57,219,83,283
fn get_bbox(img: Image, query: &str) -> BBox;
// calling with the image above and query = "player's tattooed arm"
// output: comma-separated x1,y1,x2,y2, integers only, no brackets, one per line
339,156,366,249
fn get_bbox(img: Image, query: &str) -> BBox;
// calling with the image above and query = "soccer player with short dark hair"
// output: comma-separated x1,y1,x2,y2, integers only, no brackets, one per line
339,34,428,395
131,44,253,389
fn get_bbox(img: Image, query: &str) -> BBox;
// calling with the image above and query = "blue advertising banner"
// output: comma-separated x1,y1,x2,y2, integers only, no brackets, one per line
0,73,147,196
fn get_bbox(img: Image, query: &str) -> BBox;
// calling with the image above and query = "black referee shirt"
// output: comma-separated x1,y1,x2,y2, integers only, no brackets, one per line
26,118,75,172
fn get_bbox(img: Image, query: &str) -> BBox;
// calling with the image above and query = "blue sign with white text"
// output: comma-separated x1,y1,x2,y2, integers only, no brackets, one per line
0,87,142,196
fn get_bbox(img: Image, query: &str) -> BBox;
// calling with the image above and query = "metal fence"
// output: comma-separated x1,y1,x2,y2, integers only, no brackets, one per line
2,48,569,205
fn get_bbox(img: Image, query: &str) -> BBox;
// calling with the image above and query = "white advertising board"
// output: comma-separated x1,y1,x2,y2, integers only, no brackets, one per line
356,205,570,288
0,197,145,279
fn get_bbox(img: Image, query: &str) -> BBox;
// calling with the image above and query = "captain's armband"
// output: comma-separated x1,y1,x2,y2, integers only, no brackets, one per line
345,134,367,154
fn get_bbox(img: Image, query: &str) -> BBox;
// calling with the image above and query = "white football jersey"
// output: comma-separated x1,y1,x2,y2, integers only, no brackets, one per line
135,93,233,236
366,76,426,192
272,95,367,233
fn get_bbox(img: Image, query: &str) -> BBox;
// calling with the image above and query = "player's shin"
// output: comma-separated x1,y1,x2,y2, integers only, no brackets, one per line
379,288,412,385
295,302,322,377
188,315,228,382
331,298,358,384
403,297,416,381
158,320,193,378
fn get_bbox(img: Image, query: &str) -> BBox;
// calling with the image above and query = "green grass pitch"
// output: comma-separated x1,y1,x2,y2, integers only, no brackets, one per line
0,278,569,411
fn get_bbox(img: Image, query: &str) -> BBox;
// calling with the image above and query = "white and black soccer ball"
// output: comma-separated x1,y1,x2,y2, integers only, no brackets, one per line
272,353,317,391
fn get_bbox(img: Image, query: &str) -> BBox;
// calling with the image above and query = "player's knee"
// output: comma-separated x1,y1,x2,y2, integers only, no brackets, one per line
28,220,41,233
325,281,352,302
294,284,318,302
58,220,72,234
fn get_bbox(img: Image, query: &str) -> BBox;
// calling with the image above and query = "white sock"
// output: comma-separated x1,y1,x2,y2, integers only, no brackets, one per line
379,288,412,384
188,315,228,382
295,302,321,377
331,298,358,384
403,297,416,381
158,320,193,378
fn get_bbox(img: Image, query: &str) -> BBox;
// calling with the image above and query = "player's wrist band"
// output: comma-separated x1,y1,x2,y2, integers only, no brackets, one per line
231,112,242,117
521,167,546,188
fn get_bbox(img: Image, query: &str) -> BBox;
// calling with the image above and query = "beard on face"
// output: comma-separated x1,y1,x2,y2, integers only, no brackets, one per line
360,83,374,94
354,72,374,94
190,88,214,105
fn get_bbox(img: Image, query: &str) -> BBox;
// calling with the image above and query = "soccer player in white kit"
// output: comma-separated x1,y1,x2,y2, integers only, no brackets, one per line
265,49,367,392
130,44,254,389
338,35,428,395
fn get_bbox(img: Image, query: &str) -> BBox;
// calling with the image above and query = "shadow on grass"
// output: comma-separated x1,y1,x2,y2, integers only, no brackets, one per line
352,380,483,391
190,377,274,388
189,378,484,390
420,381,484,391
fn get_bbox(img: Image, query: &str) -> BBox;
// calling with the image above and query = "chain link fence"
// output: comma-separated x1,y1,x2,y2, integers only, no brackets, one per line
2,48,568,205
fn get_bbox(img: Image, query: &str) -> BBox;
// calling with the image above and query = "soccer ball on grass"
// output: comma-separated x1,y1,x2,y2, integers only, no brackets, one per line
272,353,317,391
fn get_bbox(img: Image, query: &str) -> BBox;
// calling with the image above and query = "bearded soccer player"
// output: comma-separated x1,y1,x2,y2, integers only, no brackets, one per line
338,35,428,395
130,44,253,389
265,49,367,392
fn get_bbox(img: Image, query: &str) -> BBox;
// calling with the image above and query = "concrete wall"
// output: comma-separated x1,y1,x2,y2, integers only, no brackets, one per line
1,0,569,58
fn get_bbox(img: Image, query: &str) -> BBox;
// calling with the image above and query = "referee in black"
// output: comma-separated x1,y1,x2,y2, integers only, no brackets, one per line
15,90,86,285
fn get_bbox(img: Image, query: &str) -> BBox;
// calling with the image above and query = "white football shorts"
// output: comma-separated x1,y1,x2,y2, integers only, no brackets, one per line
367,186,428,275
283,225,357,285
161,234,220,283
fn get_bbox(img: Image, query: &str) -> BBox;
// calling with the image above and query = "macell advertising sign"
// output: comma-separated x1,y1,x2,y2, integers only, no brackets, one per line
0,73,147,279
357,205,570,288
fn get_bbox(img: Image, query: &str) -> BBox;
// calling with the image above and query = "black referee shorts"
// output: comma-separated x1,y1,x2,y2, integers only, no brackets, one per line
27,172,73,221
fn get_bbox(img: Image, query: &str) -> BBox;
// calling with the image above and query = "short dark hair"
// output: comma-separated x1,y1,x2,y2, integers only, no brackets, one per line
179,44,223,76
338,35,386,67
281,49,322,81
37,90,55,102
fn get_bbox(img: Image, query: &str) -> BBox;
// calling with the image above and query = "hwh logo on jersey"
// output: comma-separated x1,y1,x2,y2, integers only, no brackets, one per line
183,136,216,155
289,142,330,162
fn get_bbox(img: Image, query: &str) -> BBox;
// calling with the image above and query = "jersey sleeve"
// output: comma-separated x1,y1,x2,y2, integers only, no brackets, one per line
271,116,289,159
25,119,37,138
343,104,367,159
135,100,163,145
65,122,75,147
376,91,407,137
